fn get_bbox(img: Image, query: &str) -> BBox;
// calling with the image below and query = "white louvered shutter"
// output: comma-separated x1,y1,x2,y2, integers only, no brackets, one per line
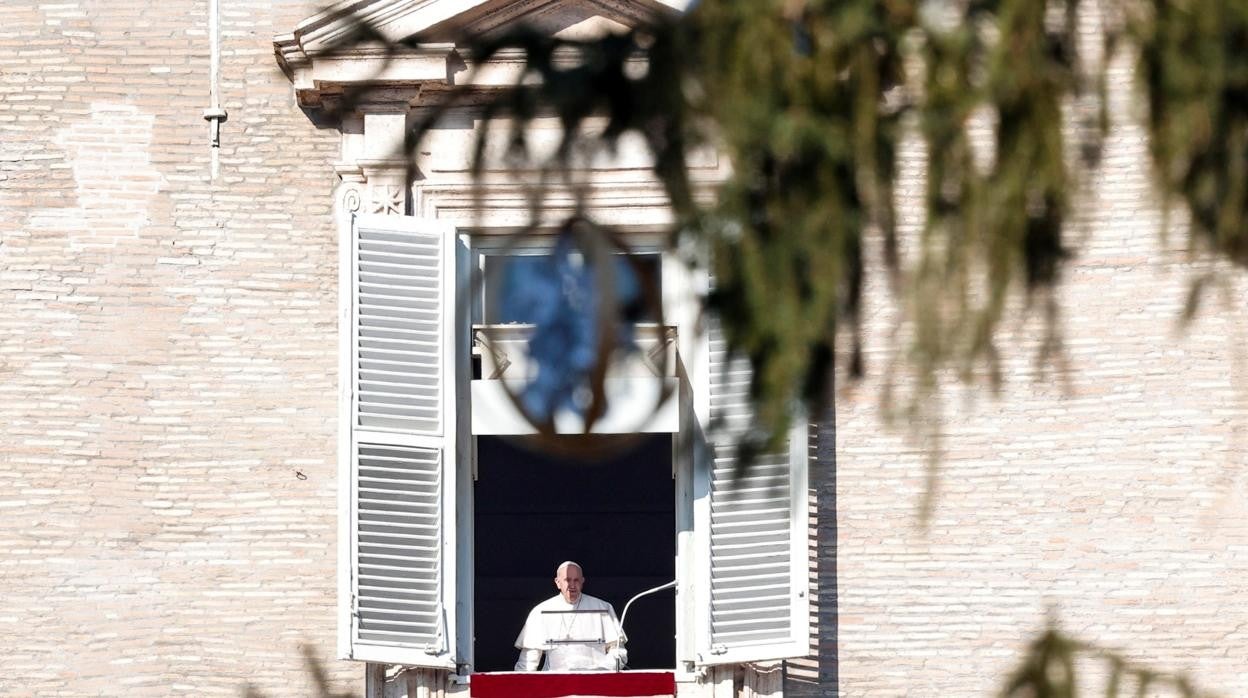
696,314,809,666
343,214,462,668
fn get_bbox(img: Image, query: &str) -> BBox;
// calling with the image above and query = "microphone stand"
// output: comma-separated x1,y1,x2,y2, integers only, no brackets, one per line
616,580,677,671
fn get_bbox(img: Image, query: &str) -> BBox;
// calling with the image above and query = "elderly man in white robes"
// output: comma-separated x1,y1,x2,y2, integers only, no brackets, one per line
514,561,628,671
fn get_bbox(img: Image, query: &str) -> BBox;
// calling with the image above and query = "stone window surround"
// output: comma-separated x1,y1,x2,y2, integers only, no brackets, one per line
274,5,800,696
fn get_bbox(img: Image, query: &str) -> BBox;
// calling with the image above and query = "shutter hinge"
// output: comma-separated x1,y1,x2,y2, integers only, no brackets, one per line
350,593,361,642
710,644,728,655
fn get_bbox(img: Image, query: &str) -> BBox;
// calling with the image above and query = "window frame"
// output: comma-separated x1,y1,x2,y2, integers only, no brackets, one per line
462,231,697,676
337,212,809,679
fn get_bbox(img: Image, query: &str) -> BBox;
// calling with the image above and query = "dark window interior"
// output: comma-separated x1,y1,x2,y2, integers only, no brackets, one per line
473,434,676,672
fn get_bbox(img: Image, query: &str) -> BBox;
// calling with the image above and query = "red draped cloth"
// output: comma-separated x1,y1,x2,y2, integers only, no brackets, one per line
470,671,676,698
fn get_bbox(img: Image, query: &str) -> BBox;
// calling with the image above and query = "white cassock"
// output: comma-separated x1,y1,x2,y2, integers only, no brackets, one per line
513,594,628,671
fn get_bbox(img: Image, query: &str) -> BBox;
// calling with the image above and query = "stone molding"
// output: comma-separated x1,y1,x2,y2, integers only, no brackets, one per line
273,0,677,110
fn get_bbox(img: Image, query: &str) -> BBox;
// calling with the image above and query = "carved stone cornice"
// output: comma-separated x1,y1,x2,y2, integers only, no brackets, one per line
273,40,456,109
272,0,484,109
278,0,488,56
334,162,367,183
274,0,679,111
420,0,676,40
357,158,410,177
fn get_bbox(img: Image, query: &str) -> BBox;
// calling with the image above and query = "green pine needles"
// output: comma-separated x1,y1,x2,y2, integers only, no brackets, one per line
330,0,1248,464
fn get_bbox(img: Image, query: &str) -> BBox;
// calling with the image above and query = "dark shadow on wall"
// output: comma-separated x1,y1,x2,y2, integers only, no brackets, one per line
783,405,838,696
242,646,356,698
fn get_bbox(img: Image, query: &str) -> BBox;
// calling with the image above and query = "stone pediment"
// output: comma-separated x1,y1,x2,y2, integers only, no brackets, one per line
275,0,681,109
418,0,677,41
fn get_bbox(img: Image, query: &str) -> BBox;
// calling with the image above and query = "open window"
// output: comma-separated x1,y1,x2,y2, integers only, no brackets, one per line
467,236,681,672
472,433,677,672
339,215,808,675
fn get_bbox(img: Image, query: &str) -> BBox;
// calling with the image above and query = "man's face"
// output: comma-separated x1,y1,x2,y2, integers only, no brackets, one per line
555,565,584,604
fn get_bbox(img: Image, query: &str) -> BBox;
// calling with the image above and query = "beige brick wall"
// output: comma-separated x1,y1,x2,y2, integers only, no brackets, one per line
4,2,1248,698
827,50,1248,698
0,1,357,695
